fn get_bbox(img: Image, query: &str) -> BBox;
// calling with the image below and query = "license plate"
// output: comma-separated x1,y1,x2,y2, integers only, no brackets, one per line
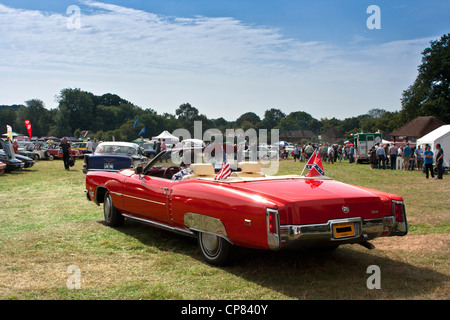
333,222,355,238
104,163,114,170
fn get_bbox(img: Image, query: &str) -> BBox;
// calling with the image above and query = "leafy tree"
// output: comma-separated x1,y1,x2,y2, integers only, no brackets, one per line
261,108,286,130
235,112,261,129
401,33,450,123
277,111,321,133
56,88,96,134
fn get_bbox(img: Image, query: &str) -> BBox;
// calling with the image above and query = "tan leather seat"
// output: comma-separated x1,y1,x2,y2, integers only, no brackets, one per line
233,162,265,178
182,163,216,180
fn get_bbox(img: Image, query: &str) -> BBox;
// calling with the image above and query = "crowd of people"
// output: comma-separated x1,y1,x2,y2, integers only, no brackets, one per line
367,142,445,179
287,143,353,164
281,141,445,180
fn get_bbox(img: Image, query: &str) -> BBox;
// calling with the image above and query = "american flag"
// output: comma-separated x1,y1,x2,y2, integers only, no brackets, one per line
214,149,231,180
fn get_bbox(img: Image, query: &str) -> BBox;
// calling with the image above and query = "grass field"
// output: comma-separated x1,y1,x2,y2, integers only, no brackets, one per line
0,158,449,300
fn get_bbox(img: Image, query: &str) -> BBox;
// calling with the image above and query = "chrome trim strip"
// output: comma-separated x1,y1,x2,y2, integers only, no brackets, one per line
184,213,228,238
122,214,194,236
111,192,166,206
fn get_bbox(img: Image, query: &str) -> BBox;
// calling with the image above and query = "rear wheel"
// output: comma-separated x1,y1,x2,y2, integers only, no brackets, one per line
198,232,233,266
103,191,124,227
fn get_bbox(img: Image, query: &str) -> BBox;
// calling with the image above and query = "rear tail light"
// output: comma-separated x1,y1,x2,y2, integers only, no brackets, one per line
268,210,277,234
266,208,280,250
392,200,404,222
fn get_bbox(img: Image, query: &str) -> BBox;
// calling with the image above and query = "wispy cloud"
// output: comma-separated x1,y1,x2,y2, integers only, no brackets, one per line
0,1,436,119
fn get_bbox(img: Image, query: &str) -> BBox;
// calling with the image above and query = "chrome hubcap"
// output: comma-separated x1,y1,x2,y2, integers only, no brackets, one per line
201,233,220,256
104,196,111,220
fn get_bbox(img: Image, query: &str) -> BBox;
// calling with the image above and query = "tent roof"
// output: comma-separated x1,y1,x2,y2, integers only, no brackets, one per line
417,125,450,143
152,130,179,140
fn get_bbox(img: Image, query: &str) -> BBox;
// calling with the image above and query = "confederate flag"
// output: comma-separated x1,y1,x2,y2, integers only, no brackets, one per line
307,150,325,177
305,150,317,170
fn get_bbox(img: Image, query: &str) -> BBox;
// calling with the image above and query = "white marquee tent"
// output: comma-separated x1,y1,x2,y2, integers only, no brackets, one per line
417,124,450,168
152,131,180,145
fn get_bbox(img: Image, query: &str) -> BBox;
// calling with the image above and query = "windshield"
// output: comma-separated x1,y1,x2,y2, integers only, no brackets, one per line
0,141,15,158
95,144,137,155
72,143,86,148
143,143,155,150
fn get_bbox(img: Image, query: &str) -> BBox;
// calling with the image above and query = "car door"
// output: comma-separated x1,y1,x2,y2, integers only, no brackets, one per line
121,174,172,224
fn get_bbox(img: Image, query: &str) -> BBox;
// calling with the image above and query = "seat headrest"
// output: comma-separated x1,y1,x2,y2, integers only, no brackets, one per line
238,162,261,173
190,163,215,176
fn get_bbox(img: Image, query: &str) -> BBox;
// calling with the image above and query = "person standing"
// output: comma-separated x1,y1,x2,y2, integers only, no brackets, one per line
376,144,386,169
327,145,334,164
423,145,435,179
349,145,355,164
160,139,167,162
389,144,398,170
436,143,444,179
369,146,377,170
156,139,161,154
293,144,300,162
86,138,93,154
12,140,19,154
60,137,71,171
403,143,412,170
92,139,99,152
305,143,314,160
415,145,424,171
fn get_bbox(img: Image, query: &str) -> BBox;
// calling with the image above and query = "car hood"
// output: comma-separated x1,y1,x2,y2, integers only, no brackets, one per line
227,177,395,224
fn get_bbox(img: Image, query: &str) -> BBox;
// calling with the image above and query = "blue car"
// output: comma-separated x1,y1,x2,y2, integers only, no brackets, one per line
82,142,148,174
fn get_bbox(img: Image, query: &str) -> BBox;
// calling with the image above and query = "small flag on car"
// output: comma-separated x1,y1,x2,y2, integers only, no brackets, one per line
307,151,325,177
214,149,231,180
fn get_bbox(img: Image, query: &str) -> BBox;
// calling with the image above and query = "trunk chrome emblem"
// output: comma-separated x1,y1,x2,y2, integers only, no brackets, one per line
342,206,350,214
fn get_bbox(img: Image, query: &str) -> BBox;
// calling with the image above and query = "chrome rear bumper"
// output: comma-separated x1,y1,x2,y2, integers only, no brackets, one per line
279,216,407,248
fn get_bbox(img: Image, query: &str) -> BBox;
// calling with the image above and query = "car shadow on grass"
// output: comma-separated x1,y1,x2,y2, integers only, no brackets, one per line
105,219,449,300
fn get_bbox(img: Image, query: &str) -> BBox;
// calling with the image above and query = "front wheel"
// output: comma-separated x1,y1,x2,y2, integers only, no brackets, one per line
103,191,124,227
198,232,233,266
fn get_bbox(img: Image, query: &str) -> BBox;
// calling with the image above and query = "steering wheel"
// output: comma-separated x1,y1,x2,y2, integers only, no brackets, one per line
163,166,180,179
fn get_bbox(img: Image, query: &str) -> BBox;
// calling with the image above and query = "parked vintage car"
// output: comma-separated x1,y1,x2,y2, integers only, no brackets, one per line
71,141,88,155
0,161,6,174
83,142,148,174
14,153,35,168
25,142,53,160
142,142,157,159
47,144,84,159
16,142,37,160
85,150,408,266
0,141,25,171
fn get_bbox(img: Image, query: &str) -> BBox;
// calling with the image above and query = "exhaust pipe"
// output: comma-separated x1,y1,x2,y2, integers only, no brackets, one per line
359,234,376,250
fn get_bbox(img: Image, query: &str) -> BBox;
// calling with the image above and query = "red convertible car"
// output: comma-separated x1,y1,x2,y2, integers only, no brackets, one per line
85,151,407,265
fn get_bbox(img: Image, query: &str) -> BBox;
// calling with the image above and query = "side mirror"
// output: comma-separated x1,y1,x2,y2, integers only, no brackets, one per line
135,166,143,175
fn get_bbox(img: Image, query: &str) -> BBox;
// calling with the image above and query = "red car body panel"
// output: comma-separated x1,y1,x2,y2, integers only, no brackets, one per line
86,163,408,253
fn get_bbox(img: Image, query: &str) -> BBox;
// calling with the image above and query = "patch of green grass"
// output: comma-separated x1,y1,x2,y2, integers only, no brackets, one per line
0,158,448,300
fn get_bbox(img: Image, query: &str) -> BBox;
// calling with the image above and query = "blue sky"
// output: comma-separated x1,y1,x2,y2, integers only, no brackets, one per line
0,0,449,121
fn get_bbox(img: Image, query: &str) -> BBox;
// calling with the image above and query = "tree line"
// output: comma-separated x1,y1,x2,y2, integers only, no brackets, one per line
1,34,448,143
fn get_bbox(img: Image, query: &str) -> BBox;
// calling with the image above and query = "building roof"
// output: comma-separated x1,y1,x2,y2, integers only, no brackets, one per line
391,116,447,138
280,130,316,141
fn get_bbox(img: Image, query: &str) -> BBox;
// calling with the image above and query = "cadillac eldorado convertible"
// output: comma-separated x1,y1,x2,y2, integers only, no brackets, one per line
85,151,407,266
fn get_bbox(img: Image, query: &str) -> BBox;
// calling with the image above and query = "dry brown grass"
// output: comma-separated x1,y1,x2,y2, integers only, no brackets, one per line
0,159,449,300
